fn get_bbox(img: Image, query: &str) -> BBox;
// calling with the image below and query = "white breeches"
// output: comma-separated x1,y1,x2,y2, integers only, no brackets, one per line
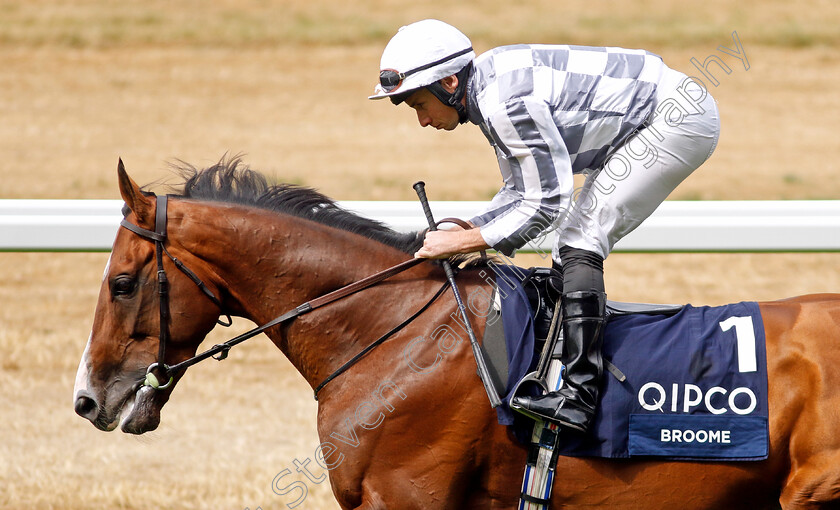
554,68,721,260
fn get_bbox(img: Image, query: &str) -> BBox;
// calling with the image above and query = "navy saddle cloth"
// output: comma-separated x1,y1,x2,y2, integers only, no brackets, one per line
488,265,769,461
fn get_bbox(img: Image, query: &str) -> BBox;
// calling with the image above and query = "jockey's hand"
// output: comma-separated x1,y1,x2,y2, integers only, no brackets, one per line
414,227,490,259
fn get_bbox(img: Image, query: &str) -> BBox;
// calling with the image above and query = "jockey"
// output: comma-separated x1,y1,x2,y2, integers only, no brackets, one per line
369,19,720,432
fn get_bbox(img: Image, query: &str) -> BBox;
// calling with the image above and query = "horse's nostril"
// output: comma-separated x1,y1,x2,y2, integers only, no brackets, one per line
74,392,99,421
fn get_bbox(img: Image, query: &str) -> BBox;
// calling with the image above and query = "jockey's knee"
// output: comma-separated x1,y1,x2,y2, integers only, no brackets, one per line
555,246,605,294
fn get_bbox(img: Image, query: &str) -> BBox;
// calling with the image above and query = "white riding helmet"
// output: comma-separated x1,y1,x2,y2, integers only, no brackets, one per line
368,19,475,103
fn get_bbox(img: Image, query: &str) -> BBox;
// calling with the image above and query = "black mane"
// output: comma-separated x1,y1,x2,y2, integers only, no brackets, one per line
167,157,425,254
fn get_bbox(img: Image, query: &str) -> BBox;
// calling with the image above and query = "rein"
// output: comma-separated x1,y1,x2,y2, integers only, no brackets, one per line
119,194,449,396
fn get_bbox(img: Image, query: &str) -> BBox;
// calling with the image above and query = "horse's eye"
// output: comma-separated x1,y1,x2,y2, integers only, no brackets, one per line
111,276,137,297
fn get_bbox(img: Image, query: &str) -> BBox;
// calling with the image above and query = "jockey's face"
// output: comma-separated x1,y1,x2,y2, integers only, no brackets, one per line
405,83,460,131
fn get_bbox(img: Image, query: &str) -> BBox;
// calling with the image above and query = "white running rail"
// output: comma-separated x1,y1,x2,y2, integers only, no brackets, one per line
1,200,838,252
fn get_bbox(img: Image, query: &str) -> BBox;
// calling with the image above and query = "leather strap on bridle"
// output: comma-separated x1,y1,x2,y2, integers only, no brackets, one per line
164,256,429,376
120,195,232,389
153,196,170,381
119,194,460,393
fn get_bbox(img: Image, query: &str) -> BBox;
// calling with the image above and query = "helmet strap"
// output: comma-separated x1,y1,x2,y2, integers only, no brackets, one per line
426,62,473,124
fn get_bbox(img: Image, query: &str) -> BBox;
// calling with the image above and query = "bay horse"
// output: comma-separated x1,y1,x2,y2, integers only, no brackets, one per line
74,158,840,509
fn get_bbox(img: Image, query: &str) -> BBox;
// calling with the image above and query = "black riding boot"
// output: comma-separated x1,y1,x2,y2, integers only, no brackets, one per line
512,290,606,432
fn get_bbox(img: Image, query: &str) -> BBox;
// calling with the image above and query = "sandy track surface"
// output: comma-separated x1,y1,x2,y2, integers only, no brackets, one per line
2,2,839,508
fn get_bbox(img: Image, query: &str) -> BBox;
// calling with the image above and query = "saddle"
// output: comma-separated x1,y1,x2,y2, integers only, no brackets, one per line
481,266,684,409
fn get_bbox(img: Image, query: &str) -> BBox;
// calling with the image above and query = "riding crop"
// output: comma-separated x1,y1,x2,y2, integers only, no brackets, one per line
413,181,502,408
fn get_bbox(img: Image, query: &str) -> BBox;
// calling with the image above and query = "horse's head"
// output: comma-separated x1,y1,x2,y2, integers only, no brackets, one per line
73,160,225,434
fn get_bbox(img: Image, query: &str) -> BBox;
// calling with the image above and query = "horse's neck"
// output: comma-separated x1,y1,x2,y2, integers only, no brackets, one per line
178,201,428,386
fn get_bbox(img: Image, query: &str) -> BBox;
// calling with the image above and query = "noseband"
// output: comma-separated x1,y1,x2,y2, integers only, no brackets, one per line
119,194,445,397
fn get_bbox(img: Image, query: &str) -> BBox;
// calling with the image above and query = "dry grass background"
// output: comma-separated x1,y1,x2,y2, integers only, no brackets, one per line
1,1,839,509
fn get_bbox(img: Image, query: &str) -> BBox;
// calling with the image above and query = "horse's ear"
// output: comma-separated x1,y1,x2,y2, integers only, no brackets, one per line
117,158,155,228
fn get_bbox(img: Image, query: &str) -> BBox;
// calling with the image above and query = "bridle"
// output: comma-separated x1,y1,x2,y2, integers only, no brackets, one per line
119,194,449,397
119,195,231,389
